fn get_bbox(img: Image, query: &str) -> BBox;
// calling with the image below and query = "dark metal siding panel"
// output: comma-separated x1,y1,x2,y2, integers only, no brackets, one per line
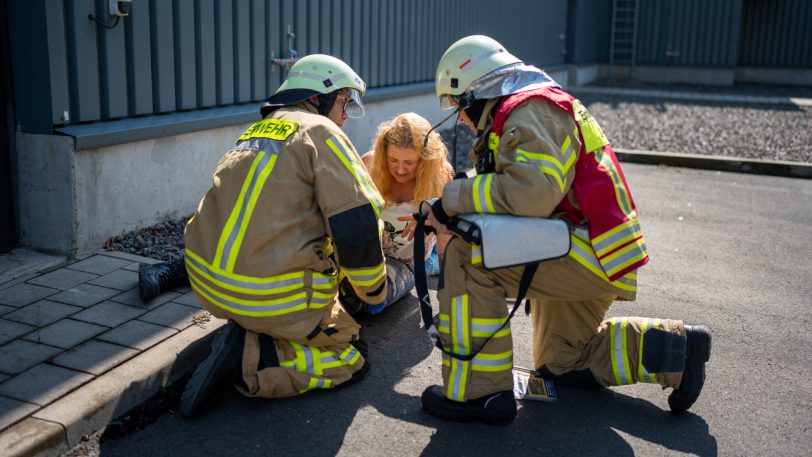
45,1,70,125
368,0,379,87
149,0,176,113
233,0,250,103
96,1,128,120
251,0,266,102
196,0,216,107
636,0,741,67
739,0,812,68
126,0,154,116
66,0,101,122
173,0,197,111
567,0,612,64
216,0,235,105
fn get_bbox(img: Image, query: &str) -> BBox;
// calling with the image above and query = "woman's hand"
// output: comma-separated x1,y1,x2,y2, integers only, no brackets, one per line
397,214,419,241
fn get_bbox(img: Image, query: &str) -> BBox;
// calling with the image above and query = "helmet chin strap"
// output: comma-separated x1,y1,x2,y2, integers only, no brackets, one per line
309,92,340,116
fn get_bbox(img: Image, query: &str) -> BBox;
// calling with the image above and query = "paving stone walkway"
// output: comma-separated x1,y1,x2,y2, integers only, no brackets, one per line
0,250,214,455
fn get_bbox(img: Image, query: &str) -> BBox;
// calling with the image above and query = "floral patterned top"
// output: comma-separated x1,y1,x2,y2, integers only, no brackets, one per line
380,201,436,265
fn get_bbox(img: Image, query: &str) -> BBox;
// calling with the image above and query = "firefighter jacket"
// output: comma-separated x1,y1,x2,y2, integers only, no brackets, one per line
439,87,647,299
184,102,388,332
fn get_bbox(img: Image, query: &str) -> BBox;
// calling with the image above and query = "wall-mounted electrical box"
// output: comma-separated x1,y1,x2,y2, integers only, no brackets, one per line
109,0,133,17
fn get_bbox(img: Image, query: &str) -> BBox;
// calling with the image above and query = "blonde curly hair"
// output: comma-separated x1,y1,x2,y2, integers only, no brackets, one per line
369,113,453,209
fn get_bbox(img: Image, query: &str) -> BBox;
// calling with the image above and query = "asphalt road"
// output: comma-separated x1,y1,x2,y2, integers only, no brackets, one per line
68,163,812,457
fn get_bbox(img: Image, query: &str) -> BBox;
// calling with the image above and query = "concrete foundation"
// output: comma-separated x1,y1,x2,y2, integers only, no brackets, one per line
13,89,483,256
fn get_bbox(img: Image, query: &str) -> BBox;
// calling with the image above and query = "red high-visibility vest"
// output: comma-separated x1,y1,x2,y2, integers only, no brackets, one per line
491,87,649,280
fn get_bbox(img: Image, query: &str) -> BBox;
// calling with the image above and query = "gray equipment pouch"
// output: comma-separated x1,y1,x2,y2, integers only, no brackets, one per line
451,214,571,269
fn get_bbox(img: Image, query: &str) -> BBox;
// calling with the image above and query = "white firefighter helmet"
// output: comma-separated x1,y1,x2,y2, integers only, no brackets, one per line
262,54,366,117
435,35,522,110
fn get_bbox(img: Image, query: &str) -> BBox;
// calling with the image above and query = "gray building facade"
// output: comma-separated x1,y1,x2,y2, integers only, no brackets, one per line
1,0,809,255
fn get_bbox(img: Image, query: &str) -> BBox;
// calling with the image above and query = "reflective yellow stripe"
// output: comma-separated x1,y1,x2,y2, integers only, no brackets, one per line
594,147,633,217
516,149,569,193
447,294,471,401
189,274,309,317
438,314,511,339
472,174,495,213
471,350,513,372
214,151,274,270
185,249,336,295
325,135,384,217
592,217,644,258
610,317,632,385
342,261,386,287
601,237,648,278
471,244,482,265
567,231,637,293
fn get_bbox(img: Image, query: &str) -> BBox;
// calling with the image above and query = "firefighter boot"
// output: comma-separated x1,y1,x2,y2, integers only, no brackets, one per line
179,321,245,418
668,325,712,414
421,385,517,425
138,258,189,302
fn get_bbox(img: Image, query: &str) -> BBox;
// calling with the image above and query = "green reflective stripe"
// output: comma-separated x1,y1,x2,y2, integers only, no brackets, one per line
214,147,280,272
292,342,318,374
592,219,643,257
472,174,495,213
326,135,384,217
594,148,633,217
299,376,332,394
447,294,471,401
516,149,567,193
340,346,361,365
308,290,334,309
610,318,633,385
638,318,659,383
437,314,450,334
471,244,482,265
189,275,308,317
471,318,510,338
560,135,576,174
185,250,306,294
471,350,513,372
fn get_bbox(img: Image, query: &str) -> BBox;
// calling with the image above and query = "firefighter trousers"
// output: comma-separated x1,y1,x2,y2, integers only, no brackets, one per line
437,237,685,402
231,297,367,399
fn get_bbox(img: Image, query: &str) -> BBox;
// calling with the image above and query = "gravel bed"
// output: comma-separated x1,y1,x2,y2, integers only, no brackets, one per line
104,83,811,261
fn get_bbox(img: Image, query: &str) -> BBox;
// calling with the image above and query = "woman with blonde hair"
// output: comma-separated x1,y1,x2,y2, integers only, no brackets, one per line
339,112,453,315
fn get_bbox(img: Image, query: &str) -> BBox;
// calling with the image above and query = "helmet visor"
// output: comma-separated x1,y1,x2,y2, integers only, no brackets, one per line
344,88,365,118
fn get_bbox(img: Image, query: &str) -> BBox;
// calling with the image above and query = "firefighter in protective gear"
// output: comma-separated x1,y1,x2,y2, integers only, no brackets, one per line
420,35,711,425
180,54,386,417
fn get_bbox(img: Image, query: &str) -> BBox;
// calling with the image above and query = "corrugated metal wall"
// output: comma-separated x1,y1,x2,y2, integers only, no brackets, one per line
738,0,812,68
43,0,565,126
566,0,611,64
636,0,742,67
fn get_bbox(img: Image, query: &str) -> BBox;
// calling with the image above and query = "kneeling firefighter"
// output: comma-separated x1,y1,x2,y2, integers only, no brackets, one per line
179,54,387,417
418,35,712,424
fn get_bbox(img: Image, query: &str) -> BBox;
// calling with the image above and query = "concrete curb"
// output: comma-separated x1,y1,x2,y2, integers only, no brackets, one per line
614,148,812,179
0,319,225,457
